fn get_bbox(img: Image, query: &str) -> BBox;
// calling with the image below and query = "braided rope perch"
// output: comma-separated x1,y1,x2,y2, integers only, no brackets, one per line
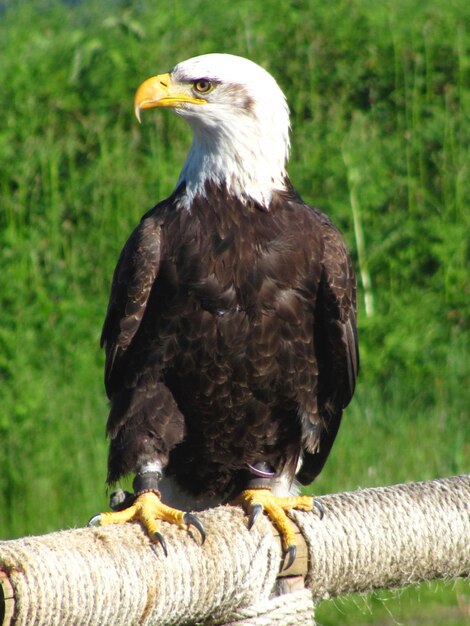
0,475,469,626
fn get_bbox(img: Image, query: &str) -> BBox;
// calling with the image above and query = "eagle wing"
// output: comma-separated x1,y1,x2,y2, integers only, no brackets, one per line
101,212,163,397
297,215,359,485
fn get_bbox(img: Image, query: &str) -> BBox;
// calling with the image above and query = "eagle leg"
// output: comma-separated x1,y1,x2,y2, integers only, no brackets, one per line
88,470,205,551
230,464,314,570
231,488,313,567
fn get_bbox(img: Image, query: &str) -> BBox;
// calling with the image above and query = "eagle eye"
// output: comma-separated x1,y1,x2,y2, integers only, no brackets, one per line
193,79,213,94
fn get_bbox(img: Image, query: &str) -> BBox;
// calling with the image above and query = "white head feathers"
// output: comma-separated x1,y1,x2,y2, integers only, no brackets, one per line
169,54,291,209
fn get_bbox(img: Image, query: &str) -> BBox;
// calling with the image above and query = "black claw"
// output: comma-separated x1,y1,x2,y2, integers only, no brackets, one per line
184,512,206,545
282,545,297,571
87,514,102,527
154,532,168,557
313,498,325,520
247,503,264,530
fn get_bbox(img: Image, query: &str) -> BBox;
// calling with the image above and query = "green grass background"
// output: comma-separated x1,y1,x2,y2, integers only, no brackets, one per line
0,0,469,623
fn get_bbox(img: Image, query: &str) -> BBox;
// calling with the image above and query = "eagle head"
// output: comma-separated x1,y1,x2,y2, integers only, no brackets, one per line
134,53,291,209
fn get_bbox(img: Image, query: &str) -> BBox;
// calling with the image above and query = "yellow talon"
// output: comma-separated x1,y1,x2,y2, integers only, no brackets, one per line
231,488,313,565
90,491,205,551
99,492,184,531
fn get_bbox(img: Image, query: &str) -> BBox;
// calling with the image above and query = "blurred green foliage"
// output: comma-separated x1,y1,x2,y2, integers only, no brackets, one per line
0,0,469,622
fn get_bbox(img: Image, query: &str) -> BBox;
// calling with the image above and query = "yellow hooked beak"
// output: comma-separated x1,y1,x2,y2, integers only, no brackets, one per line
134,73,207,122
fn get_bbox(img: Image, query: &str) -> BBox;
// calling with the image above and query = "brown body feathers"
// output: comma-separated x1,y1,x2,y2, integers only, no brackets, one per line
102,181,358,501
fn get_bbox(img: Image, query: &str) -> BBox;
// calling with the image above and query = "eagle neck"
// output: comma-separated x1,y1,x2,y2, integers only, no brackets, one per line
175,110,289,212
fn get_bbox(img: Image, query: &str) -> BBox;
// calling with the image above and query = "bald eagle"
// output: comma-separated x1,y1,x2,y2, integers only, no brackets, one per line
90,53,358,565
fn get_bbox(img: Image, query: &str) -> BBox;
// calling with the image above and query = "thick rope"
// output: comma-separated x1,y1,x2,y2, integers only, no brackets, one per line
289,475,470,598
0,507,280,626
215,589,315,626
0,475,469,626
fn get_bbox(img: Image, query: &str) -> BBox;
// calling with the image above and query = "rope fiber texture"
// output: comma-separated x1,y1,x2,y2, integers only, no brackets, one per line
0,475,469,626
217,589,315,626
290,474,470,598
